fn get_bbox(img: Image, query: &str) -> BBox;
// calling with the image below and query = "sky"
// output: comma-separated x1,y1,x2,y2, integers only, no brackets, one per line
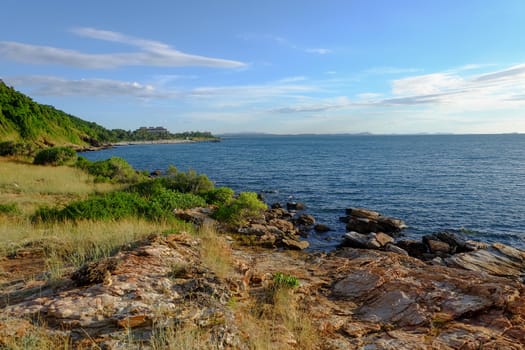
1,0,525,135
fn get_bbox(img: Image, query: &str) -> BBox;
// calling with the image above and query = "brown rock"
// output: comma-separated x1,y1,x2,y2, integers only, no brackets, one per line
281,238,309,250
426,239,451,254
117,315,151,328
374,232,394,246
314,224,331,233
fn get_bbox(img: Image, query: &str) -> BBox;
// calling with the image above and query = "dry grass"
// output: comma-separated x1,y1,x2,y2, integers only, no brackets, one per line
197,222,234,279
0,157,118,215
231,277,319,350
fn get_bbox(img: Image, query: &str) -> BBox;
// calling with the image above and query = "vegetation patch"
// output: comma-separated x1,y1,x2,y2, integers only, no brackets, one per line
76,156,146,183
0,203,19,216
213,192,268,226
33,147,77,166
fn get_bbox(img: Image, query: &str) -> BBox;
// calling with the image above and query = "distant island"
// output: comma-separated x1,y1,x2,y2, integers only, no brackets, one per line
0,80,219,156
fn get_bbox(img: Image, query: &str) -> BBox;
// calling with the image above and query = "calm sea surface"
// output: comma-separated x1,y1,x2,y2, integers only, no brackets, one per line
80,134,525,250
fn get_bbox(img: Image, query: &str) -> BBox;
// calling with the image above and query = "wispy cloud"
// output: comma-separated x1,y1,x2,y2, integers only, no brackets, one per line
239,33,332,55
304,48,332,55
364,66,422,75
4,76,165,98
0,27,246,69
270,96,351,113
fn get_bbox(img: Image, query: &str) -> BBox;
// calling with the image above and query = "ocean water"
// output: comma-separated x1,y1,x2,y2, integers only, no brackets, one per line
80,134,525,250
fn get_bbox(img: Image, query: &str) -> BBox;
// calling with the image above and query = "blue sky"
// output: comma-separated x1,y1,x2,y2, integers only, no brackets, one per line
1,0,525,134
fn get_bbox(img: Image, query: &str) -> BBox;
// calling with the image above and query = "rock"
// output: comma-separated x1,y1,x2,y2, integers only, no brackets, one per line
433,231,473,253
424,238,452,255
313,224,331,233
445,242,525,279
71,258,118,287
281,238,309,250
341,232,394,250
341,231,369,248
269,219,295,233
345,207,380,219
174,207,216,226
396,240,428,259
286,202,306,211
384,243,409,256
343,208,406,235
374,232,394,246
270,202,282,209
295,214,315,226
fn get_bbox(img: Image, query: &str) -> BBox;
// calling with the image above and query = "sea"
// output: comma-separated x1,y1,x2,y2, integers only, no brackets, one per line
79,134,525,250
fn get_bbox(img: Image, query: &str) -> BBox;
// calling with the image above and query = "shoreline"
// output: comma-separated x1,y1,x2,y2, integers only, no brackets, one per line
78,138,220,152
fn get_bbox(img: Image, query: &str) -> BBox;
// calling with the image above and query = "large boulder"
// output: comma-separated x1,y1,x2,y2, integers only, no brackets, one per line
445,242,525,280
341,231,394,250
342,207,407,235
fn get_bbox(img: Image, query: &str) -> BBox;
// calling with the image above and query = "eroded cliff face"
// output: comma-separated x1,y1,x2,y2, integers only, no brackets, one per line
2,229,525,349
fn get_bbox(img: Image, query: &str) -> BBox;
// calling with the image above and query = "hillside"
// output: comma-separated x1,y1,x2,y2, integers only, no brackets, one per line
0,80,115,148
0,80,219,151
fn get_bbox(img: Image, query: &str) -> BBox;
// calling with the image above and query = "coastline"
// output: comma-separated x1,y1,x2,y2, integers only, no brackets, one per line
111,139,197,146
77,138,220,152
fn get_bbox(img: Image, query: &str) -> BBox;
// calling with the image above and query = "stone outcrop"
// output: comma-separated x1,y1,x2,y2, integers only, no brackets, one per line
2,233,241,349
2,229,525,349
341,207,407,236
3,206,525,349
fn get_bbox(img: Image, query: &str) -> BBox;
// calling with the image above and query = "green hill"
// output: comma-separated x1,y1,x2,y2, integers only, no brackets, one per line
0,80,220,155
0,80,115,149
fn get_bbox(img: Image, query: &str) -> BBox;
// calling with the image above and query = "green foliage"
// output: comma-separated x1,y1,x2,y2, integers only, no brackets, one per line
0,81,219,150
33,146,77,166
149,188,207,211
0,203,19,215
213,192,267,226
273,272,300,289
32,191,152,222
77,156,143,183
162,166,215,194
203,187,235,206
0,80,116,147
0,141,36,157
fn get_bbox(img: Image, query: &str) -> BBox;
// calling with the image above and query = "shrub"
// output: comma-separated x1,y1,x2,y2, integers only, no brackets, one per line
213,191,267,226
32,191,153,222
0,203,19,215
0,141,36,157
79,156,143,183
273,272,300,289
33,146,77,166
150,188,207,211
163,166,214,194
32,187,208,223
203,187,234,206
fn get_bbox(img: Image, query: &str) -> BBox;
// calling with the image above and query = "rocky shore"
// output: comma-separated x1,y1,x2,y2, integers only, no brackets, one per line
2,205,525,349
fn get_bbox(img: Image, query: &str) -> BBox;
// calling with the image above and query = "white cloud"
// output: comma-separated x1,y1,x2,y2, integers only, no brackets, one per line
391,73,465,96
4,76,164,97
364,67,422,75
0,28,246,69
270,96,351,113
305,48,332,55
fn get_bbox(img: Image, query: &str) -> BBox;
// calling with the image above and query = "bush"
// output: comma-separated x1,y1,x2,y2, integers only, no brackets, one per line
163,166,215,194
203,187,234,206
0,141,36,157
0,203,19,215
150,188,207,211
32,191,153,222
33,187,208,223
213,191,267,226
33,146,77,165
273,272,300,289
78,156,143,183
